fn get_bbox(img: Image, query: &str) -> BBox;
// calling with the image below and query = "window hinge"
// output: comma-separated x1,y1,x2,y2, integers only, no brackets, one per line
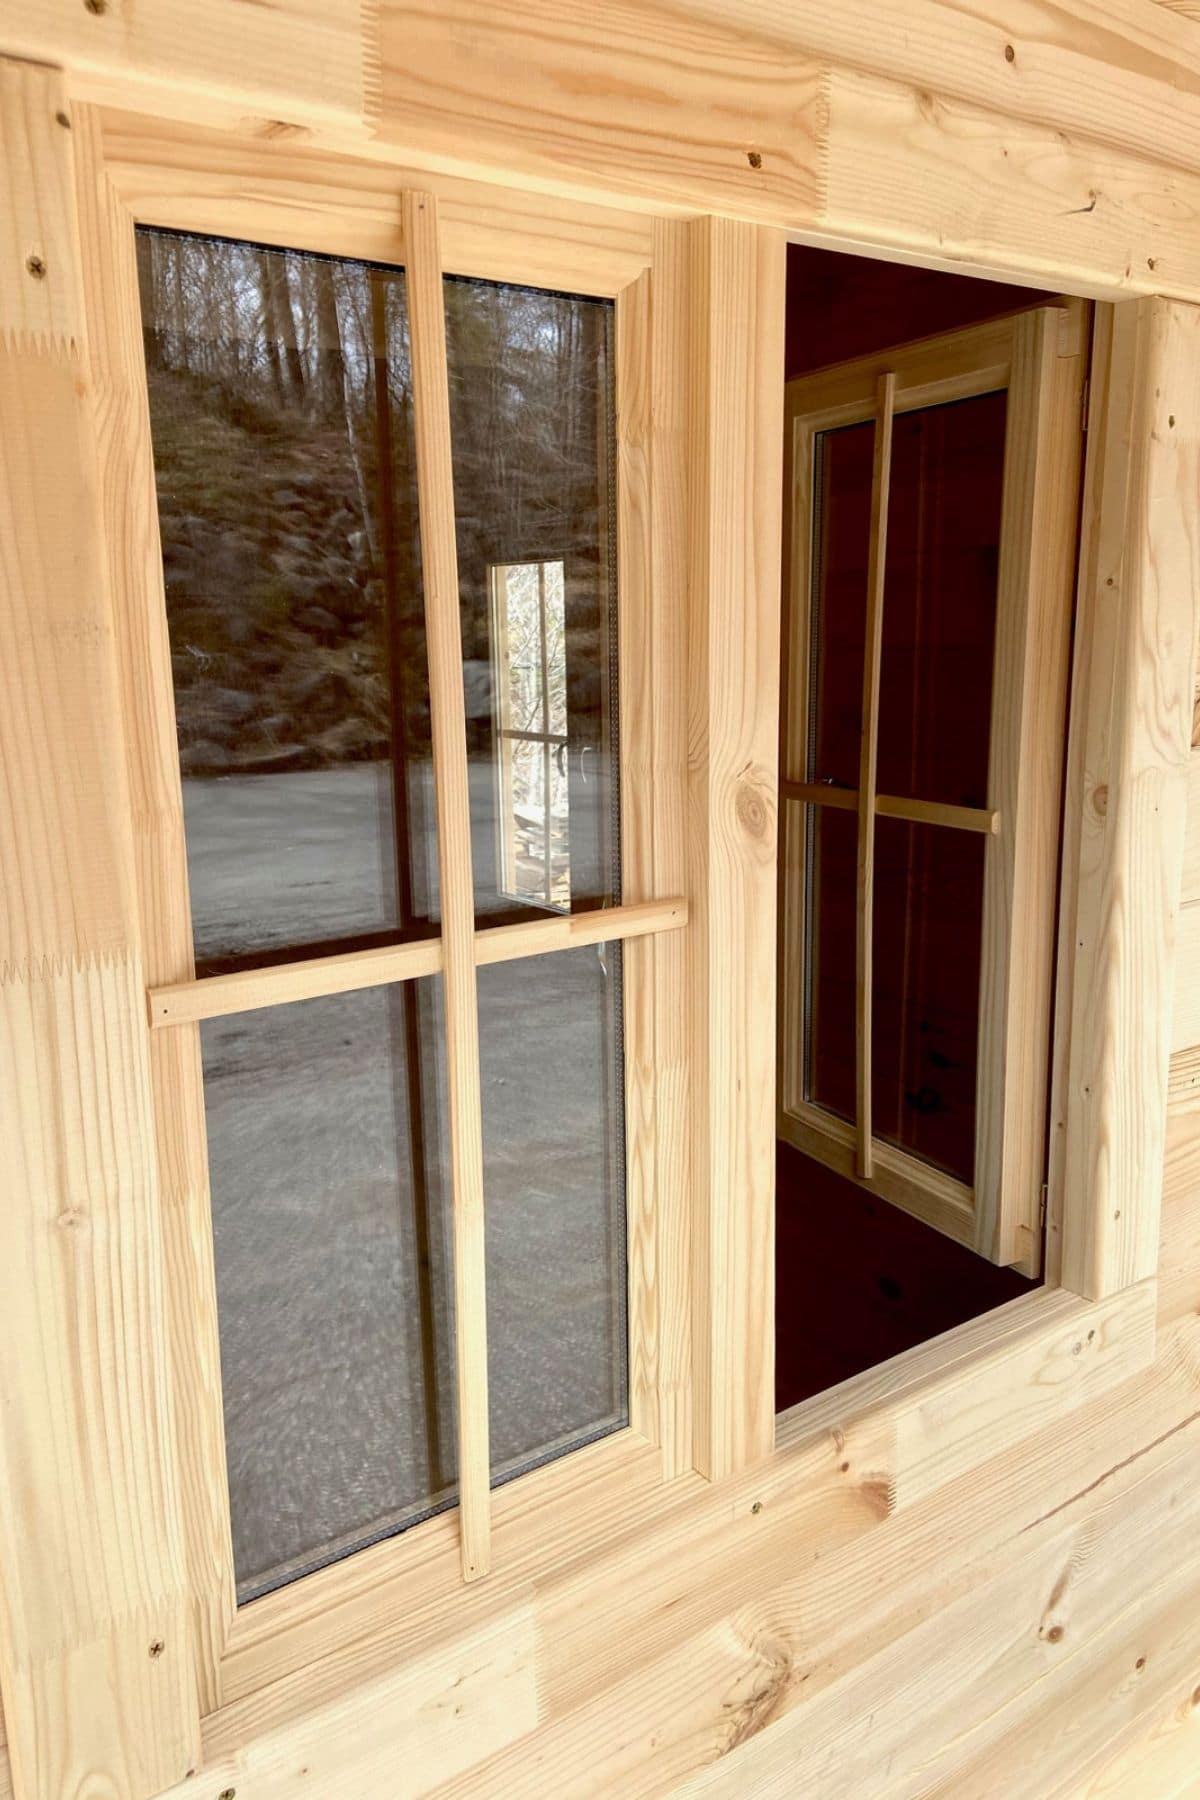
1081,376,1091,433
1039,1182,1048,1229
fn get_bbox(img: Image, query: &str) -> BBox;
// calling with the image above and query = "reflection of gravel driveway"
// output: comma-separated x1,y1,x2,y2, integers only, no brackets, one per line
188,764,626,1597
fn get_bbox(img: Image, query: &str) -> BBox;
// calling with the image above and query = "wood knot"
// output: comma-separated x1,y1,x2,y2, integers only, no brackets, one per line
1091,783,1108,818
735,776,770,841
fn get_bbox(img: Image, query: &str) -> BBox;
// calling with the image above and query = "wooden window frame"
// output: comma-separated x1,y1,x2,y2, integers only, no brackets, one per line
72,104,711,1723
1,60,1197,1793
779,307,1086,1274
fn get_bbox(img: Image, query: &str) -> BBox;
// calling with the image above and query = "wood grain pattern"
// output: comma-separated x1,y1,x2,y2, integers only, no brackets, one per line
0,58,197,1799
975,304,1085,1272
162,1608,538,1800
646,219,693,1479
98,105,654,298
1056,299,1200,1299
854,369,894,1180
616,233,693,1472
14,0,1200,309
686,216,784,1481
402,188,492,1582
617,267,661,1449
71,100,235,1715
8,0,376,135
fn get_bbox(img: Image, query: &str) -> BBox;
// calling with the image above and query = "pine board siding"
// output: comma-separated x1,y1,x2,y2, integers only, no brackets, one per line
5,4,1200,1798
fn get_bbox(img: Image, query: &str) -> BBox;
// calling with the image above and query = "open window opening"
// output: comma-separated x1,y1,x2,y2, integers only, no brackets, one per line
777,248,1089,1411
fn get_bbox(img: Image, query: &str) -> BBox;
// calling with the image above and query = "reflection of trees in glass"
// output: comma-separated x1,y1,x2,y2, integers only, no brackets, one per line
445,274,617,915
493,560,570,909
138,229,424,779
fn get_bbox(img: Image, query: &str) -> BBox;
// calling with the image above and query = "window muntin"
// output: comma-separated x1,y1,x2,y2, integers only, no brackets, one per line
138,227,632,1599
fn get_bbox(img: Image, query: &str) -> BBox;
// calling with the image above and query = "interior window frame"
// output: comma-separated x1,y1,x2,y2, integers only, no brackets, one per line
779,307,1088,1275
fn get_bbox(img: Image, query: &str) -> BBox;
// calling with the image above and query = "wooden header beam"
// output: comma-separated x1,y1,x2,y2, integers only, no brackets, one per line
9,0,1200,301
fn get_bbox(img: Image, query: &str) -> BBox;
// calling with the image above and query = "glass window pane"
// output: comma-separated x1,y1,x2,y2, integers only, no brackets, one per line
478,945,627,1479
871,817,985,1183
138,228,437,970
806,419,874,791
876,391,1007,810
496,561,548,736
444,276,618,921
202,981,455,1600
804,802,857,1124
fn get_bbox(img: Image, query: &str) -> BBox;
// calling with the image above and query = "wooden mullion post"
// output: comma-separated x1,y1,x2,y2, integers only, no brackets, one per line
687,216,785,1481
402,190,492,1580
0,57,199,1797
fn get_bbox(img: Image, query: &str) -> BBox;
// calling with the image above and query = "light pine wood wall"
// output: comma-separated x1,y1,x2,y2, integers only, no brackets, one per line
3,3,1200,1796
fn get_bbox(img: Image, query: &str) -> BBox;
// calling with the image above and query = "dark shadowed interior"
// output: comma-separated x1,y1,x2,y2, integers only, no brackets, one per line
776,247,1053,1413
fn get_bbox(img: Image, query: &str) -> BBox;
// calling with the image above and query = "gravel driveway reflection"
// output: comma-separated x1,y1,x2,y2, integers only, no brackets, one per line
188,765,627,1599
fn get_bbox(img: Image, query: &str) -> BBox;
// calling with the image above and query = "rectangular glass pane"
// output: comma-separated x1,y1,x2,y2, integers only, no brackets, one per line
871,817,985,1183
478,945,627,1479
203,981,455,1601
806,418,874,790
804,803,857,1124
444,275,619,921
138,228,437,970
876,390,1007,809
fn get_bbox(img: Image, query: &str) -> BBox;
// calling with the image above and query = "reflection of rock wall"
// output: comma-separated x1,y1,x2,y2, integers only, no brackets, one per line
150,364,428,777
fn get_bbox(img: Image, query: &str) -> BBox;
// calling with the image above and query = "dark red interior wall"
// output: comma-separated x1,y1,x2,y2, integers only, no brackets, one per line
785,245,1058,379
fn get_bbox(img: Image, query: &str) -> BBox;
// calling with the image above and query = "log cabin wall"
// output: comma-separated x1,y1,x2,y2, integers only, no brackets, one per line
3,2,1200,1796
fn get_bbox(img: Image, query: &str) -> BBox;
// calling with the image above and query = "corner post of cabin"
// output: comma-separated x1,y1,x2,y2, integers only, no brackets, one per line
686,215,785,1479
1055,297,1200,1300
0,56,199,1799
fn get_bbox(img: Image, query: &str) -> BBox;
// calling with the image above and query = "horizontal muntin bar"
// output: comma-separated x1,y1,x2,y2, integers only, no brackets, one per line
782,779,1000,836
147,897,688,1028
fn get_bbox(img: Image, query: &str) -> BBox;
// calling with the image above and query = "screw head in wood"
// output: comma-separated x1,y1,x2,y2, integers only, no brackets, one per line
25,254,47,281
83,0,108,13
56,110,71,129
218,1790,236,1800
148,1639,165,1658
1004,42,1016,62
747,150,763,169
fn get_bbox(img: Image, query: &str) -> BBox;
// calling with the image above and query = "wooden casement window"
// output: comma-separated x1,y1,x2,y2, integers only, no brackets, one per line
780,310,1086,1274
134,220,664,1606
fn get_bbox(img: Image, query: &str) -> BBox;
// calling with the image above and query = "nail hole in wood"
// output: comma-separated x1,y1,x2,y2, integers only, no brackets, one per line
1004,43,1015,62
